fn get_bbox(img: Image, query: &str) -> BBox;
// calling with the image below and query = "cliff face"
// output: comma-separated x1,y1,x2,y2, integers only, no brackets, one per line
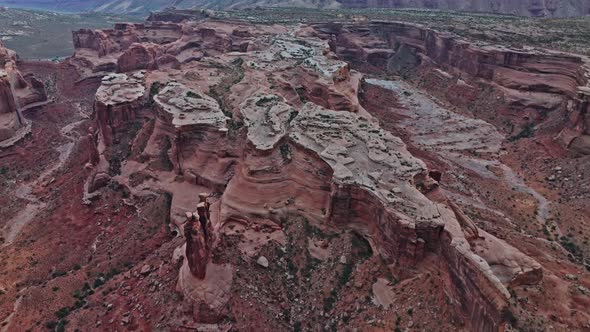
0,72,20,142
0,41,47,147
152,82,231,190
94,72,146,146
315,21,590,154
231,97,541,332
74,19,549,331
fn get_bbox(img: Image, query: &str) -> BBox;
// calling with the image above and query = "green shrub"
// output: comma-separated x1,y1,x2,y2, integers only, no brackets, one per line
54,307,70,319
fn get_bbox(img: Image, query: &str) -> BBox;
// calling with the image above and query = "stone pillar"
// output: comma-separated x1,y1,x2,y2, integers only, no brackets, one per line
198,193,211,220
87,129,100,166
184,194,213,280
184,212,208,279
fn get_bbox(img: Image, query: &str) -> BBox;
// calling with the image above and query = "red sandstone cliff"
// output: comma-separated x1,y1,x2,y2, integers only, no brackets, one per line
0,41,48,147
77,20,546,331
313,21,590,155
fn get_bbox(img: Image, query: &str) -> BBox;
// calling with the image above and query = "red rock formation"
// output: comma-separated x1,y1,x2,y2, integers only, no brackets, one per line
225,97,542,331
184,213,209,279
75,20,546,330
184,195,213,279
315,21,590,154
117,43,161,73
0,73,18,116
0,41,47,146
72,21,257,78
150,82,231,188
73,28,123,57
94,72,146,145
560,90,590,154
0,73,19,142
156,54,181,70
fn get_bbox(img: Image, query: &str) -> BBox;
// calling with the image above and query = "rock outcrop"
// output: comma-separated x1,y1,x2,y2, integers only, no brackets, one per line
226,94,542,331
561,88,590,154
117,43,161,73
73,28,125,57
0,41,48,148
76,20,546,331
151,82,230,188
315,21,590,154
94,72,146,145
184,195,214,279
0,70,20,142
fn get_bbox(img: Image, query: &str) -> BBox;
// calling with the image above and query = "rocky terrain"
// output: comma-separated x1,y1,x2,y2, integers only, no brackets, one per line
337,0,590,17
1,0,589,17
0,7,589,332
0,40,48,148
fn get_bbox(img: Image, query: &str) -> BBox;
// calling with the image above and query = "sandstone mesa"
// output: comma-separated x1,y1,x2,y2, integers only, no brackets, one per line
0,8,589,332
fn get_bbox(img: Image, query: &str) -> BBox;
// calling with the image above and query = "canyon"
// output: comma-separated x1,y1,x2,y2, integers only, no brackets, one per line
0,8,589,332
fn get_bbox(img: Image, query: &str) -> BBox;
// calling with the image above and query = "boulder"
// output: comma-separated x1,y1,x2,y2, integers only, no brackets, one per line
256,256,269,268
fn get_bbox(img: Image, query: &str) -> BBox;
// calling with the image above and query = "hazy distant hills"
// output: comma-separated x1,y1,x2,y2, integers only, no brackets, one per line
0,0,588,17
0,7,137,59
0,0,99,12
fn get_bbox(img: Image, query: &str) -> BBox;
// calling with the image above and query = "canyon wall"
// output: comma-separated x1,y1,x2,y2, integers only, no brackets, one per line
94,72,146,146
152,82,233,190
0,41,47,147
313,21,590,154
78,20,544,331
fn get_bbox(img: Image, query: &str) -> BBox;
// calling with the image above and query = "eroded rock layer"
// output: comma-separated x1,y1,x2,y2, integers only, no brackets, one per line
315,21,590,155
68,18,553,331
94,72,146,146
0,42,48,148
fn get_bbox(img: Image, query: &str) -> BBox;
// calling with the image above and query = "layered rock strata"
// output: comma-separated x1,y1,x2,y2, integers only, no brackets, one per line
79,20,545,331
94,72,146,145
151,82,230,188
184,195,214,279
0,42,48,148
314,21,590,154
224,94,542,330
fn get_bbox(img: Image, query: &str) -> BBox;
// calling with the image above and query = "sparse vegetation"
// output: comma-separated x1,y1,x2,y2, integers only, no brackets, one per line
255,95,278,107
560,236,581,257
509,123,535,141
149,81,161,104
186,91,202,99
54,307,70,319
280,143,292,163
